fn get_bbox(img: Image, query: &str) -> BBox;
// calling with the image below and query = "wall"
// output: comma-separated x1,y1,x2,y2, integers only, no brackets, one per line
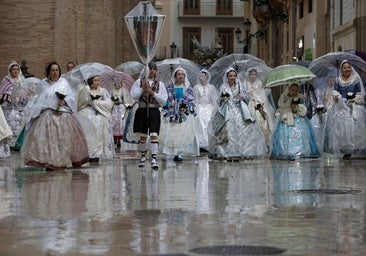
0,0,140,78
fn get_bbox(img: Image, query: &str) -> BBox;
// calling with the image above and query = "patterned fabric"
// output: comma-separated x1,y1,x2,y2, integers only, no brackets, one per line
208,67,267,159
78,86,115,159
193,82,218,150
324,78,366,154
163,82,196,123
0,75,27,147
21,78,89,168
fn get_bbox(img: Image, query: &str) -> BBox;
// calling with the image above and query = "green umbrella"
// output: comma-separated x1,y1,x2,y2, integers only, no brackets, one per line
264,64,316,88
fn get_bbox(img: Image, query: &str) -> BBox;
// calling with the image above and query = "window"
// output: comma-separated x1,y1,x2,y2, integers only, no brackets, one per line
183,27,201,59
308,0,312,13
184,0,200,15
216,0,232,15
217,28,234,54
299,1,304,19
340,0,343,25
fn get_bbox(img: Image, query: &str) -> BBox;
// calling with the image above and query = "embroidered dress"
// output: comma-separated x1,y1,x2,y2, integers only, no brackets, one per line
111,85,135,146
270,87,320,160
78,86,115,159
159,67,199,157
323,64,366,155
193,69,218,150
0,61,26,147
208,68,267,160
21,77,89,169
0,107,12,157
300,81,325,151
243,74,275,146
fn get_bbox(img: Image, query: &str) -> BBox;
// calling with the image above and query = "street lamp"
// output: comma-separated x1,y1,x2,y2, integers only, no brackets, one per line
235,19,252,53
170,42,177,58
297,39,304,60
244,18,252,53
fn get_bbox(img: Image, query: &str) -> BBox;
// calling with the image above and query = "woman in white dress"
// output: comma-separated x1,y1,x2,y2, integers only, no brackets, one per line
159,66,199,161
0,61,26,147
78,75,115,161
208,67,267,160
193,69,218,151
110,80,135,151
21,62,89,170
0,107,12,157
242,68,275,146
323,60,366,160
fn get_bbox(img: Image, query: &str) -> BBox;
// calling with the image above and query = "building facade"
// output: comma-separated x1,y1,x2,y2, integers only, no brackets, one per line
0,0,364,78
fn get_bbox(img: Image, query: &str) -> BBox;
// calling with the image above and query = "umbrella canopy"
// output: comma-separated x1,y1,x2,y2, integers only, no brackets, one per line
115,61,144,76
344,50,366,62
99,70,135,93
264,64,316,88
308,51,366,83
63,62,113,91
235,59,272,83
156,58,200,86
11,77,41,101
208,53,265,87
124,1,166,64
292,60,311,68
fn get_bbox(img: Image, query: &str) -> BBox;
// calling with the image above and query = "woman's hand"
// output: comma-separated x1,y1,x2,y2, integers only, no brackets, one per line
58,99,66,106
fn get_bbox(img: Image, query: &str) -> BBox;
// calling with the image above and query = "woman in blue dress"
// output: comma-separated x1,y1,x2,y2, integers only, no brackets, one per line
159,66,199,161
207,67,267,160
323,60,366,160
270,83,320,160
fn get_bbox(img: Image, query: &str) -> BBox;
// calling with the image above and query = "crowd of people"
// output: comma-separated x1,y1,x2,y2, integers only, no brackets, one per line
0,57,365,170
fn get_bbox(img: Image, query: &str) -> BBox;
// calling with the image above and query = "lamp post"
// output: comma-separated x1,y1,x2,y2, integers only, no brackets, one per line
235,27,247,53
170,42,177,58
298,39,304,60
244,18,252,53
235,19,252,53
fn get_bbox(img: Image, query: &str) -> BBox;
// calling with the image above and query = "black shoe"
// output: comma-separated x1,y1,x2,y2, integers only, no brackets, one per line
138,155,146,167
343,154,351,160
151,158,159,169
173,155,184,162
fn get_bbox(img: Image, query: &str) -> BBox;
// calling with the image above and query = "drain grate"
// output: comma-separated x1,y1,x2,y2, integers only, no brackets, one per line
189,245,286,255
142,254,189,256
291,189,361,194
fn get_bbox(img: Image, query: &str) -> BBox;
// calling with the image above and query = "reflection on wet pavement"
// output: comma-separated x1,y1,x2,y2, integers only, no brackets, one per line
0,152,366,255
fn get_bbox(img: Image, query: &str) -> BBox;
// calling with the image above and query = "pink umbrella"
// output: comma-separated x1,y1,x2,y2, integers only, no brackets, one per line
99,70,135,93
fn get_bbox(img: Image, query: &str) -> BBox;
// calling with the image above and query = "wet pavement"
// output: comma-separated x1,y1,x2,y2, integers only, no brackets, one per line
1,148,366,256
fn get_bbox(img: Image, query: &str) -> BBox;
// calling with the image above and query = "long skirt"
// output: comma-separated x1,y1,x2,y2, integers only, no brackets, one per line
324,102,366,155
270,116,320,160
208,104,267,159
159,114,200,157
21,109,89,169
78,107,115,159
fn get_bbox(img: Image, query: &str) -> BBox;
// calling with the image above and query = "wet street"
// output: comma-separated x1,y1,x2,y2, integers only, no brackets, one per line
1,148,366,256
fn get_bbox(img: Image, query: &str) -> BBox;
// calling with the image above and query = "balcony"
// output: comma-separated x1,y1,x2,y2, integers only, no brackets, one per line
178,2,244,19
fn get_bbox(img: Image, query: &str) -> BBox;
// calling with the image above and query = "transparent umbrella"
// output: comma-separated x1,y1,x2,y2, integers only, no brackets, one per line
11,77,42,101
99,70,135,93
208,53,265,87
115,61,144,76
63,62,113,92
156,58,201,86
344,50,366,62
264,64,316,88
235,59,272,83
292,60,311,68
308,51,366,83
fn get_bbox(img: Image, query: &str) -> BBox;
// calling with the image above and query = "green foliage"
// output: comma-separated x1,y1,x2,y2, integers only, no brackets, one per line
192,37,225,69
